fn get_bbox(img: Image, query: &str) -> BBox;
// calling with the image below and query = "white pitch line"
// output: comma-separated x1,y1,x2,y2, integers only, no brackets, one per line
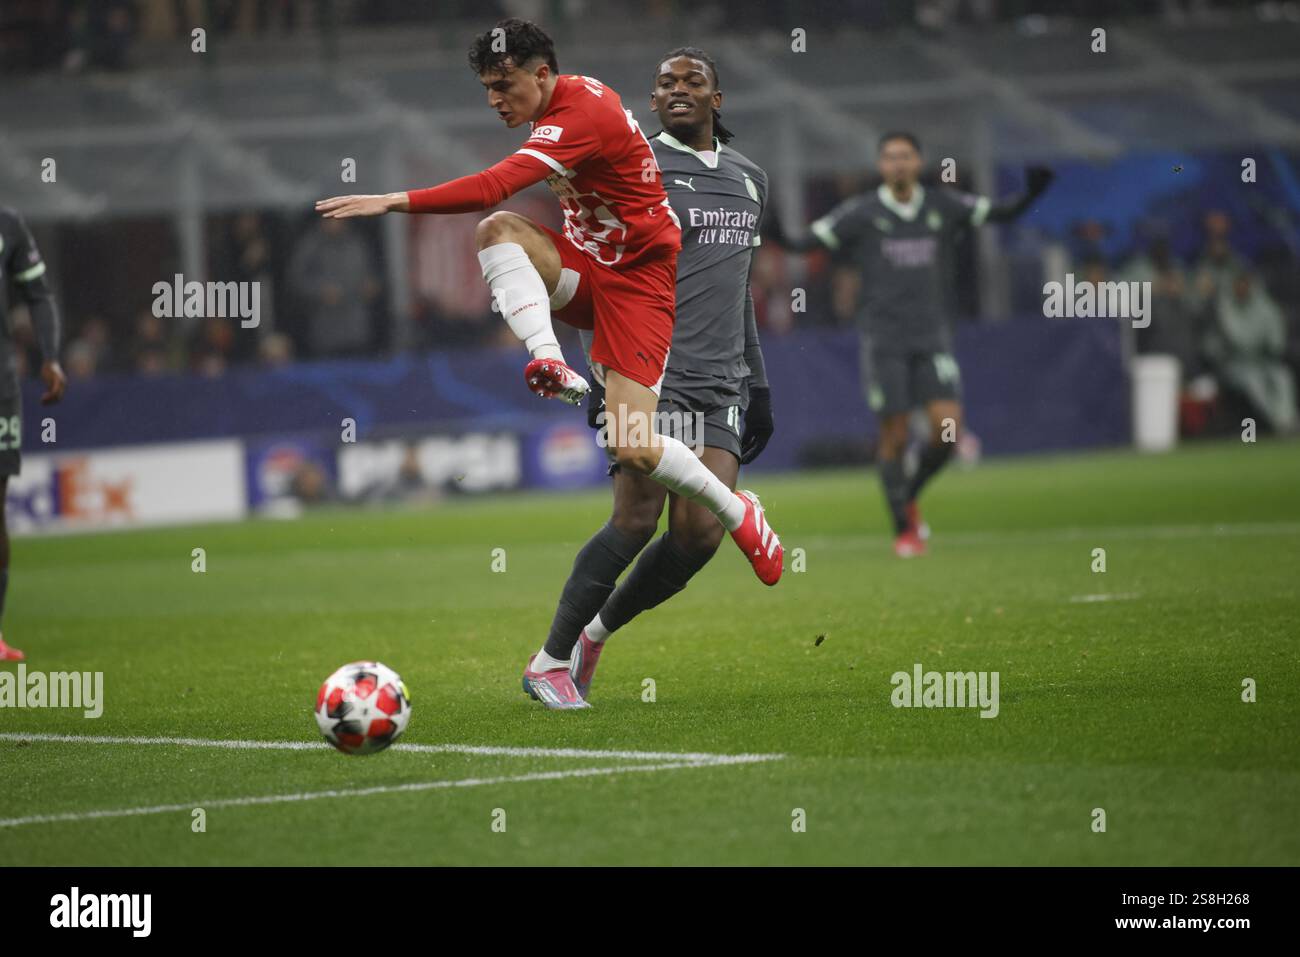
0,758,776,830
0,732,784,765
1068,592,1140,603
801,520,1300,550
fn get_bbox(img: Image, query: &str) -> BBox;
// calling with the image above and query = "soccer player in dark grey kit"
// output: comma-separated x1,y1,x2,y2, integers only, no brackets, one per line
524,47,774,707
0,206,67,660
767,133,1052,557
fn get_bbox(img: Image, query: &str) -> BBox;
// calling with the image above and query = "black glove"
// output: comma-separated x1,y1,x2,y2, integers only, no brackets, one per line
586,379,606,431
739,387,773,465
1025,165,1055,197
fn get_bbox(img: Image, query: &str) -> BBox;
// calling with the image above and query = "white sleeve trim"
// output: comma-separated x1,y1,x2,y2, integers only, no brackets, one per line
15,261,46,282
516,148,568,176
810,218,840,250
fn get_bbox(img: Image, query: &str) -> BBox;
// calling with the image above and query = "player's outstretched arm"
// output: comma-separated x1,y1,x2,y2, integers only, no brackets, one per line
984,165,1055,224
760,210,825,253
316,153,551,220
6,209,66,404
315,193,410,218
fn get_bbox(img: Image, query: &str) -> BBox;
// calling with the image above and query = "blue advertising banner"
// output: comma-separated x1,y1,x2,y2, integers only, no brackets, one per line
23,321,1128,482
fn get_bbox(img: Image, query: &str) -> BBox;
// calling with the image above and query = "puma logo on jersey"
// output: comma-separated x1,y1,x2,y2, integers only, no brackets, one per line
673,177,696,191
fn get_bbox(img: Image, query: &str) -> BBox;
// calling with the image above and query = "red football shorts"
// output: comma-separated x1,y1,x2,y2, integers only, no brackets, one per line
539,224,677,393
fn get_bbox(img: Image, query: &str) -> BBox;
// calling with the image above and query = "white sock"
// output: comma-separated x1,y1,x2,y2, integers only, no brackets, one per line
478,242,564,361
532,648,570,672
585,613,611,644
648,436,745,531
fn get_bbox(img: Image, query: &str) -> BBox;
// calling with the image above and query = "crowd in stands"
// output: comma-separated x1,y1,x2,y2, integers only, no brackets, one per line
13,197,1291,441
1076,210,1299,434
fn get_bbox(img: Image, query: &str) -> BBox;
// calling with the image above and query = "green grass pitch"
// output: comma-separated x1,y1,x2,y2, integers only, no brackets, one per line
1,440,1297,865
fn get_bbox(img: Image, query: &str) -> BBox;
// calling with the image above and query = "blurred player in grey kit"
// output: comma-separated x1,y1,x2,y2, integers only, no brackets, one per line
0,206,67,659
767,133,1052,556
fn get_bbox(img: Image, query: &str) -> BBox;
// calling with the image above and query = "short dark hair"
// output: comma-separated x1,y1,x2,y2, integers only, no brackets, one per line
878,131,921,153
468,18,558,76
655,46,734,144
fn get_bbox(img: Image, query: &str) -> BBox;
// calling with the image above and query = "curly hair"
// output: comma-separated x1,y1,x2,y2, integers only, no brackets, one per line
468,18,558,76
878,131,921,153
656,46,734,144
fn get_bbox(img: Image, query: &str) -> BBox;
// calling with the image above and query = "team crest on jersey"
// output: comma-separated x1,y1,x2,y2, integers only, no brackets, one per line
927,209,943,231
742,173,759,202
528,125,564,144
874,217,893,232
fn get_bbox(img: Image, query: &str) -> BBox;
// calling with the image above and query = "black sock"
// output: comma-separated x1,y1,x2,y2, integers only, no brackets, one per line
879,458,910,534
543,522,647,660
599,532,715,634
907,442,954,502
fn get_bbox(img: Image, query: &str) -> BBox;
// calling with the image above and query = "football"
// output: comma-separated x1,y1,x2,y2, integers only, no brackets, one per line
314,661,411,755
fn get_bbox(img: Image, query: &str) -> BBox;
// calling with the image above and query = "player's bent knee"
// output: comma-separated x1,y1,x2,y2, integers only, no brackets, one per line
610,504,659,545
474,210,529,250
930,404,963,442
878,420,909,459
933,424,961,445
612,444,658,476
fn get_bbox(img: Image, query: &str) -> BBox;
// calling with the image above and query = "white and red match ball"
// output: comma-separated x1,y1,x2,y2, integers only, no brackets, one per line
314,661,411,756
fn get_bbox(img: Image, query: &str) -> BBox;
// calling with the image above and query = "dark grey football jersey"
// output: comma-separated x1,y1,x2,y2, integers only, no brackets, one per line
652,131,766,392
0,208,50,397
811,184,990,354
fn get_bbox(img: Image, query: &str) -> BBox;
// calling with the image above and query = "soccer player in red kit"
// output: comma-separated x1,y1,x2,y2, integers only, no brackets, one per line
317,18,783,708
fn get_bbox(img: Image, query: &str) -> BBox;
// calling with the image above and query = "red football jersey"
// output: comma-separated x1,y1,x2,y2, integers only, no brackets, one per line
516,74,681,268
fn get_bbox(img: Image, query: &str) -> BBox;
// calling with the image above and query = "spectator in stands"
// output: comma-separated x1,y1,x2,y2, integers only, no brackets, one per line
1190,209,1241,310
62,0,139,73
286,217,380,359
64,340,99,382
76,316,115,371
191,315,234,377
1079,253,1108,288
1254,244,1300,400
130,310,175,375
1119,232,1202,377
1072,219,1110,269
1203,269,1297,434
59,316,114,380
219,211,278,362
257,331,295,367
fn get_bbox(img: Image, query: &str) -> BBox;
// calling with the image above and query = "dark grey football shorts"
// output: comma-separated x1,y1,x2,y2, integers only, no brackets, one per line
598,370,744,474
861,341,961,416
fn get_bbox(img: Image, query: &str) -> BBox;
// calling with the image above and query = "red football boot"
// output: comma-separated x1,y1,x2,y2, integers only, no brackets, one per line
570,630,605,701
523,357,590,406
729,490,783,586
521,655,591,710
894,528,926,558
